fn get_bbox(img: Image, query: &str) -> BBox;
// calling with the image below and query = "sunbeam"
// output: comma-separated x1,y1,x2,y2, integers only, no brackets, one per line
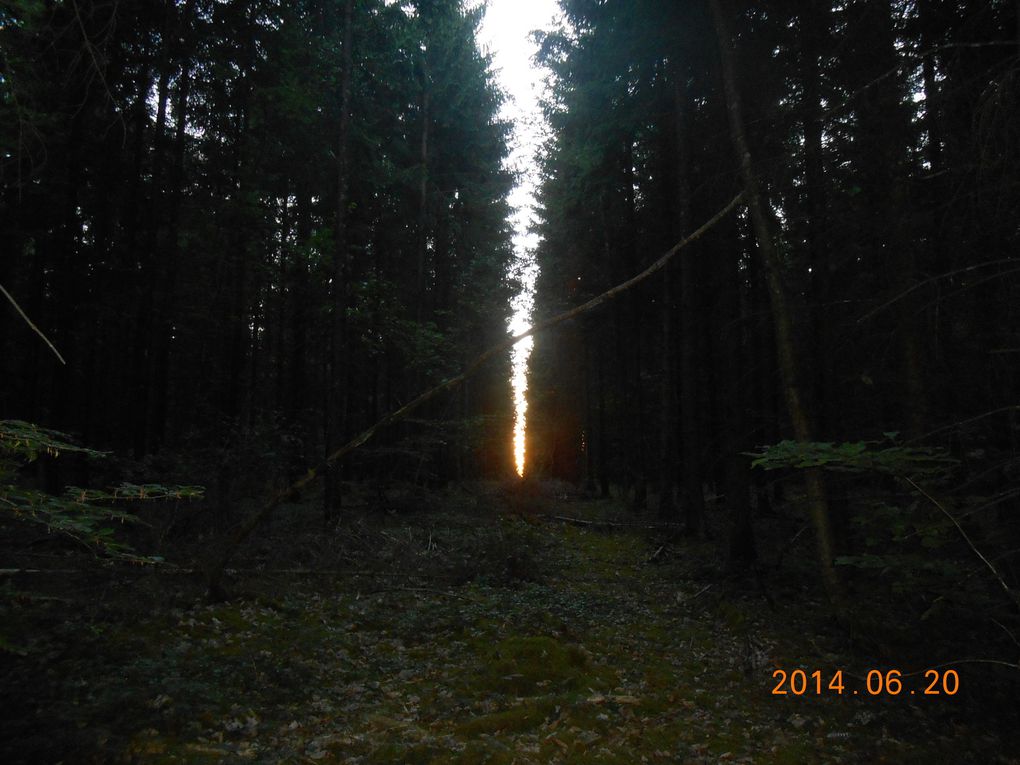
477,0,558,478
510,335,533,477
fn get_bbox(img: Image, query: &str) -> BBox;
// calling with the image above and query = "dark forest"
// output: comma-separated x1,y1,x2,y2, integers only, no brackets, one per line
2,0,1019,762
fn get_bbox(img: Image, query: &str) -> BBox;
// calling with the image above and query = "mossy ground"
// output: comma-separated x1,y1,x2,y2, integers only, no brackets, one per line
0,484,1017,763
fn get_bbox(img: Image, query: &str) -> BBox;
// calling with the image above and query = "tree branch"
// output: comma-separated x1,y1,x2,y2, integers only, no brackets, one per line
0,283,66,365
856,258,1020,324
822,41,1017,122
904,476,1020,613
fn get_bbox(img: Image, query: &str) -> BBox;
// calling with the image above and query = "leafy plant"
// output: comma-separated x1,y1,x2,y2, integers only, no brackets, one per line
747,436,1020,622
746,434,958,480
0,420,203,560
748,437,955,575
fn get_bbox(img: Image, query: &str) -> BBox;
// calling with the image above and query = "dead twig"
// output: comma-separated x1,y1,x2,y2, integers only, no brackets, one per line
647,544,667,563
675,584,713,607
646,529,686,563
775,525,809,572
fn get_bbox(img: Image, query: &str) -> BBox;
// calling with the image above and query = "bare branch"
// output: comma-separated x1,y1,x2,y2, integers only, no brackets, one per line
911,405,1020,443
70,0,125,141
0,283,66,365
856,258,1020,324
823,41,1018,123
898,658,1020,677
904,476,1020,614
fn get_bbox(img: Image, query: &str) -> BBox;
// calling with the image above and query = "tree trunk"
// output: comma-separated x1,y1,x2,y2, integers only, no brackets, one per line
148,41,193,451
798,1,835,436
324,0,355,525
416,62,431,321
710,0,841,608
717,211,755,567
678,229,704,533
597,339,610,498
671,68,705,531
917,0,945,174
291,188,311,423
851,0,925,439
129,49,171,456
584,335,598,495
657,256,677,517
622,140,647,512
274,192,290,412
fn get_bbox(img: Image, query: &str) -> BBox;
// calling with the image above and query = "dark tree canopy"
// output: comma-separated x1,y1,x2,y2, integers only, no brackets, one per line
529,0,1020,607
0,0,517,489
2,1,1020,761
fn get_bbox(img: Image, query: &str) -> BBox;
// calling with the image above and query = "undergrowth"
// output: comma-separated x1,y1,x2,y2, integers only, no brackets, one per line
0,485,1017,763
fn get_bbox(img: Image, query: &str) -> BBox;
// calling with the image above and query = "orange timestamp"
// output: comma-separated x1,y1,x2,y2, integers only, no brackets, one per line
771,668,960,697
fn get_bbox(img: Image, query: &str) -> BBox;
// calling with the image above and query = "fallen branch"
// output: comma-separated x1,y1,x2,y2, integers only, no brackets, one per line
205,192,745,600
549,515,674,531
647,544,667,562
675,584,713,607
647,529,687,563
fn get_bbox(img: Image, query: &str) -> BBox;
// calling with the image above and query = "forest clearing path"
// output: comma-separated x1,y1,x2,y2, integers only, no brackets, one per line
0,484,1014,763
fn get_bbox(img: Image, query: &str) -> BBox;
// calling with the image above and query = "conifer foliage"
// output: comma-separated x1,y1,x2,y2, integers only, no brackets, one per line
529,0,1020,588
0,0,517,492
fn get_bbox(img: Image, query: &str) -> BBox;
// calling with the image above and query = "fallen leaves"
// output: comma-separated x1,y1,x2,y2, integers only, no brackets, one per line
2,495,1015,764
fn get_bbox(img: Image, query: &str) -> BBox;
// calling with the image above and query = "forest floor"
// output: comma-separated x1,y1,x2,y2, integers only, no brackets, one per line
1,481,1018,764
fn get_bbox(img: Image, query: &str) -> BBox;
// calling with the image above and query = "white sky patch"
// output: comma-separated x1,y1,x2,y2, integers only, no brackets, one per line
476,0,559,477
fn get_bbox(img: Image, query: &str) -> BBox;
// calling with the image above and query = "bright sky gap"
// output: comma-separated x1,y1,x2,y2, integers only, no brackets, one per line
477,0,559,478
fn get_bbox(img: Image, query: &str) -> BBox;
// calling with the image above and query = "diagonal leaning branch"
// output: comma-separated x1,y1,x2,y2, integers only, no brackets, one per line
1,283,66,365
205,191,744,599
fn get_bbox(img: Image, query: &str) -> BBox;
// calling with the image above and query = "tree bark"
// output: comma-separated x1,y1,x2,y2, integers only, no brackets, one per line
130,43,171,456
710,0,841,608
324,0,356,525
597,337,610,498
584,334,598,494
148,26,194,451
657,254,677,517
716,210,755,567
851,0,925,439
416,60,431,321
798,1,834,435
674,71,704,534
291,188,311,424
622,140,647,512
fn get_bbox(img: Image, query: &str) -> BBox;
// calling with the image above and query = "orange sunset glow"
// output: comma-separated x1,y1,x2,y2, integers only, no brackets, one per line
511,335,533,477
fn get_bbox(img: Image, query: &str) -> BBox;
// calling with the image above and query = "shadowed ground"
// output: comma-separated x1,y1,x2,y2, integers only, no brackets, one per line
1,482,1016,763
